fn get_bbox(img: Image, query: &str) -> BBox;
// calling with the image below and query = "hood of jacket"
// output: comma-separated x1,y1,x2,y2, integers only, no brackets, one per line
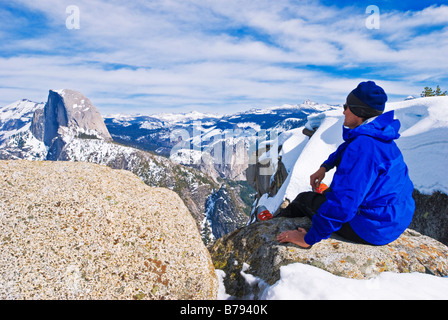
343,110,401,142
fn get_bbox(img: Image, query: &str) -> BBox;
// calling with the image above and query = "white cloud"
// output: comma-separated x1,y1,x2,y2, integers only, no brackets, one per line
1,1,447,114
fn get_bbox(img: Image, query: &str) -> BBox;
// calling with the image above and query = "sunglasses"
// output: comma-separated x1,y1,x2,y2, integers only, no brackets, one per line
343,104,369,111
343,104,383,118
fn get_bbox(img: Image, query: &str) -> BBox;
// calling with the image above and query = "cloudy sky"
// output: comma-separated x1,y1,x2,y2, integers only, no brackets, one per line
1,0,447,115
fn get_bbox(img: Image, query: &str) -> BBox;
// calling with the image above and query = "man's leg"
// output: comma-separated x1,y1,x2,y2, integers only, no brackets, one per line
277,191,372,245
337,224,372,245
277,192,326,218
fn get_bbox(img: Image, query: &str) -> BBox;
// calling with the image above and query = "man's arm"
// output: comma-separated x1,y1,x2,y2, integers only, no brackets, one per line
310,140,351,190
320,140,350,172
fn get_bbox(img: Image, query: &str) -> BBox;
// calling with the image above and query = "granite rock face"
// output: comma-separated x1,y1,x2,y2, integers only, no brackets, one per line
0,160,218,300
210,217,448,299
32,89,112,160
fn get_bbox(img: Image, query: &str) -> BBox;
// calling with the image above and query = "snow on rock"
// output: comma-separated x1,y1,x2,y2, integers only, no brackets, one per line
304,112,326,131
392,97,448,194
218,262,448,300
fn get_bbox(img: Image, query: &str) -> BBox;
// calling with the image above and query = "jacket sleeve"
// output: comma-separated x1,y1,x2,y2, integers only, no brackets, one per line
305,137,378,246
321,141,349,171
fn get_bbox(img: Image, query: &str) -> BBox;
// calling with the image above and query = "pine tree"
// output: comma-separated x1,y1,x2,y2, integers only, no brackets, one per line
421,86,447,97
435,85,447,96
421,87,435,97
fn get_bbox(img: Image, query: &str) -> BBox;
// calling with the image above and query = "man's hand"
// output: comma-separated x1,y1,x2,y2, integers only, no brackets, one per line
310,167,326,191
277,228,310,248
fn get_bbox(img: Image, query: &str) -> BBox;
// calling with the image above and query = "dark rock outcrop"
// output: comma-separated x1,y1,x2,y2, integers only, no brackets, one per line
411,190,448,246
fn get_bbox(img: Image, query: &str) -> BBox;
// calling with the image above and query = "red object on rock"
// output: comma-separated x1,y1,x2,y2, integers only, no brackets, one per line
316,183,328,194
257,206,273,221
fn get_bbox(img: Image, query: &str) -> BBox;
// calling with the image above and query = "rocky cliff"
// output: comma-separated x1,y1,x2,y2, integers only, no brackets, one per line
410,190,448,245
202,184,249,244
32,89,112,160
210,217,448,299
0,160,218,299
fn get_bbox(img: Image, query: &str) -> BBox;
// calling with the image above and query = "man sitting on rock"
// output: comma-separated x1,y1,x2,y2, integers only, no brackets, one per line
276,81,415,248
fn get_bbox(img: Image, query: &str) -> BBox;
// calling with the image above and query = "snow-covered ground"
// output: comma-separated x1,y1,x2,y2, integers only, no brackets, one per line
217,263,448,300
219,96,448,300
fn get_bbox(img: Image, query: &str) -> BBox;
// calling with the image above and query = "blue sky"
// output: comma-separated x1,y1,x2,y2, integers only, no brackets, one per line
1,0,447,115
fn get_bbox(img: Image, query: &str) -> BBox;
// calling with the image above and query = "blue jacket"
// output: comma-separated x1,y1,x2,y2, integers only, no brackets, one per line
304,111,415,246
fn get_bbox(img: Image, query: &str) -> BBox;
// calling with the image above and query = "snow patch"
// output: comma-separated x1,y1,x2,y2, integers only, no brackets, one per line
261,263,448,300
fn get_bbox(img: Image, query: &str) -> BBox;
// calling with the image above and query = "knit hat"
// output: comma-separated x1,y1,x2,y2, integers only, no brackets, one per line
346,81,388,119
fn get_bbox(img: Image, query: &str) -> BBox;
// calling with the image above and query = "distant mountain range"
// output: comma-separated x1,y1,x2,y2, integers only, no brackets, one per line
104,100,336,156
104,100,338,181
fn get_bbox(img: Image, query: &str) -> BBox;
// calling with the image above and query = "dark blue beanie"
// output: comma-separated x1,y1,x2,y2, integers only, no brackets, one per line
349,81,388,112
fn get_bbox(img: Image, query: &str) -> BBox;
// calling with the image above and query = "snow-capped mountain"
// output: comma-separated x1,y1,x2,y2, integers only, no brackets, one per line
152,110,222,123
0,90,113,161
0,99,46,160
35,89,113,160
